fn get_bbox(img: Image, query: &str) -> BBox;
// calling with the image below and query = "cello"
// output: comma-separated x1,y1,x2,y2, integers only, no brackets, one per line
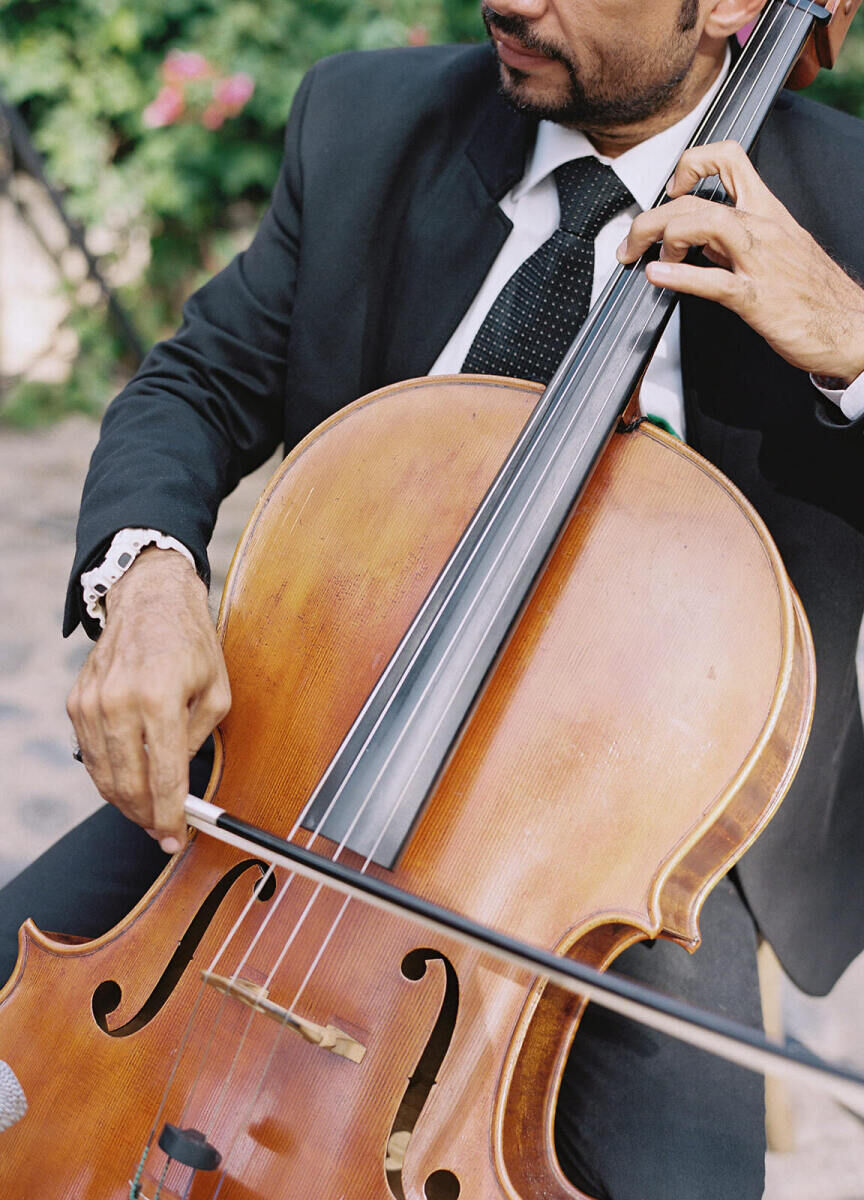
0,1,862,1196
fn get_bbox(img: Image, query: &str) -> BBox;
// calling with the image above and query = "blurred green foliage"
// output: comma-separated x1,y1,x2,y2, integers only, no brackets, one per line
0,0,483,423
807,9,864,117
0,0,860,425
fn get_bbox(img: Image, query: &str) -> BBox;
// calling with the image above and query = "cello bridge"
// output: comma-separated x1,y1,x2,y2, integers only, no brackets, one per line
201,970,366,1063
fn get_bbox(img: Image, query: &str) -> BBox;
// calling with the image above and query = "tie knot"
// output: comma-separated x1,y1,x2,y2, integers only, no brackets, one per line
554,157,635,241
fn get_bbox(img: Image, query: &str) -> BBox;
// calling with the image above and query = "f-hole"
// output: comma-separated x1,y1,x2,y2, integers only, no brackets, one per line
92,859,275,1037
386,948,460,1200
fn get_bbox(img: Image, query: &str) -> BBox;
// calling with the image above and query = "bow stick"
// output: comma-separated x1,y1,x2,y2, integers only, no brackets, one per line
186,796,864,1113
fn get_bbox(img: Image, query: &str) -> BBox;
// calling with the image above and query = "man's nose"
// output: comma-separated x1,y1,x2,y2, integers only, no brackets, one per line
485,0,549,22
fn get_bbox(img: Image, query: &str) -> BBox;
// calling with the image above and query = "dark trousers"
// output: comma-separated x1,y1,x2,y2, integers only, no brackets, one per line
0,804,765,1199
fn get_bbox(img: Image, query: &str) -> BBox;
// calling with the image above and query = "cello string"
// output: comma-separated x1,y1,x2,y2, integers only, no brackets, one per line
200,2,811,1171
168,716,411,1138
196,0,789,1001
199,880,330,1131
139,0,806,1179
160,639,423,1135
205,900,357,1200
205,800,448,1190
177,0,796,1132
132,868,279,1187
224,0,789,987
204,242,760,1198
207,17,817,1192
267,0,807,861
231,0,790,878
718,2,813,160
172,647,448,1137
174,609,462,1129
180,0,796,1147
190,805,864,1111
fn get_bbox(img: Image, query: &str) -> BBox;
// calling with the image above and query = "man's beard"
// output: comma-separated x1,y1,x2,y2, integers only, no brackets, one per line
482,4,698,130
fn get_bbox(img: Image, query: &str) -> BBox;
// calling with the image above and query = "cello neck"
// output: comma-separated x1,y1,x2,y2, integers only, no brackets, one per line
537,0,826,480
300,0,822,866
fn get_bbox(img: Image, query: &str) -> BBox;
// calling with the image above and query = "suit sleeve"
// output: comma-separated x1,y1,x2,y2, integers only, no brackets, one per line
755,93,864,439
64,66,318,637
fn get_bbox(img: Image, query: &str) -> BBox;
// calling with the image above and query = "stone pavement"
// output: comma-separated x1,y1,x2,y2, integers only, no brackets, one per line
0,416,862,1195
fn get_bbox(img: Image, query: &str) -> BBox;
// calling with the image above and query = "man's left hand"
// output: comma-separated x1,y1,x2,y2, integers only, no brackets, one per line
616,140,864,386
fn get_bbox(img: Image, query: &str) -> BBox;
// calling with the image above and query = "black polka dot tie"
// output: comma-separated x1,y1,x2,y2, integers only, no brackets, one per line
462,158,635,385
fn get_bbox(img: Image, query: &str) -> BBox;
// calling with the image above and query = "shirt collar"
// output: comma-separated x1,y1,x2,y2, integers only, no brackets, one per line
511,46,731,211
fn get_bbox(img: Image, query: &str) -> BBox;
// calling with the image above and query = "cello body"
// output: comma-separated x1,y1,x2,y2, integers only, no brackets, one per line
0,375,814,1199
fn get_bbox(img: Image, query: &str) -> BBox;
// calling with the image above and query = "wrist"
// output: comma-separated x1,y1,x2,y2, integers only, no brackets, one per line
811,344,864,390
833,314,864,387
814,280,864,385
812,371,860,391
826,347,864,388
841,360,864,389
106,546,203,614
81,528,198,629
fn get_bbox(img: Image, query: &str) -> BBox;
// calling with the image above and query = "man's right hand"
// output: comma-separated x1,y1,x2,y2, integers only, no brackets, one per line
67,546,231,854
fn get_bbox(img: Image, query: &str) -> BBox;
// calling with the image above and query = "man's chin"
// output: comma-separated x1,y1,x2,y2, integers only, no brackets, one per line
497,66,572,120
498,76,577,124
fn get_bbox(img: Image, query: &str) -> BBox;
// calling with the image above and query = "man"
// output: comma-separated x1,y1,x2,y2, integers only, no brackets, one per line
3,0,864,1195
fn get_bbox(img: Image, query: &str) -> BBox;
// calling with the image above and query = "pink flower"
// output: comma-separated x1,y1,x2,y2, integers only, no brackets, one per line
213,73,255,114
200,102,227,131
142,85,186,129
162,49,211,83
407,25,429,46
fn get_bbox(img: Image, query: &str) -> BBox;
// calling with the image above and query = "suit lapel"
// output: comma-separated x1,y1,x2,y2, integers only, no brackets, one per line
377,83,534,385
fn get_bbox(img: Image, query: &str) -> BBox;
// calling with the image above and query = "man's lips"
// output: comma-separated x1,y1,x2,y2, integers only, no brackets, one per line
491,29,555,70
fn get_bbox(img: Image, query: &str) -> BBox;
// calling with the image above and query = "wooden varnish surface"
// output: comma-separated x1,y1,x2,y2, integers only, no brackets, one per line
0,376,813,1198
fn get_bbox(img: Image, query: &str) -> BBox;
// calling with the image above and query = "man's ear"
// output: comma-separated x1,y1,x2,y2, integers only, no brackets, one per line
703,0,766,39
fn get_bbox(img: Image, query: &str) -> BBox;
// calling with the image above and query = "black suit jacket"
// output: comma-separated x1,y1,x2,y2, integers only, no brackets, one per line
67,44,864,995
